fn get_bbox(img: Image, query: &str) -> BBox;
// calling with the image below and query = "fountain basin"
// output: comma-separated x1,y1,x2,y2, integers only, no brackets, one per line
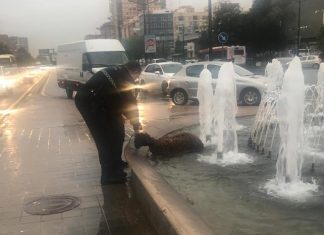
152,117,324,235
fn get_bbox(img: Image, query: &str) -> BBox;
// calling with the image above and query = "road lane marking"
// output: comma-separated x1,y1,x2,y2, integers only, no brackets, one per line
0,73,49,124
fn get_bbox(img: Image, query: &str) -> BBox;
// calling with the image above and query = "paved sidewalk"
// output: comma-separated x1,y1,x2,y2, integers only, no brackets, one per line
0,70,258,235
0,72,156,235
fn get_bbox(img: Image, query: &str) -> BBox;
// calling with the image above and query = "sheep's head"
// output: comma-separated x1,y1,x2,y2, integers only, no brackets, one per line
134,133,155,149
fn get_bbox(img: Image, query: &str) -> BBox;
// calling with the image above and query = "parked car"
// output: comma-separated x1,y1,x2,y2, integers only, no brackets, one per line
152,58,168,63
167,61,266,106
139,62,183,95
280,55,320,69
299,55,320,69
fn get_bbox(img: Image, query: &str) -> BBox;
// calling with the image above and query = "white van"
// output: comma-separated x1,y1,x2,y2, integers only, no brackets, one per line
56,39,129,98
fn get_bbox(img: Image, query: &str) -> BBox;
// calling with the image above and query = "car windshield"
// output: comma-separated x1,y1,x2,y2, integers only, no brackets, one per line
234,65,254,76
88,51,129,67
161,64,182,74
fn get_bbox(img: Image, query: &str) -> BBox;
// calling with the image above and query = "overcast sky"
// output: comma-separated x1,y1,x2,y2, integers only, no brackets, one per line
0,0,252,56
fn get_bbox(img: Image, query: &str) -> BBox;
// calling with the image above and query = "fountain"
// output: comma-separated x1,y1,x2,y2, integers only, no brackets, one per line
198,62,252,165
213,62,238,159
197,69,214,144
252,57,318,200
275,57,305,183
152,58,324,234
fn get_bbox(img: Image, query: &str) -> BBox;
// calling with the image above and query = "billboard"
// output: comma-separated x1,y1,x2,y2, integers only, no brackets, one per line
144,35,156,54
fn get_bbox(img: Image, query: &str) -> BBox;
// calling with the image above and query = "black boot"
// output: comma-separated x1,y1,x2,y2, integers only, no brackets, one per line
101,167,127,185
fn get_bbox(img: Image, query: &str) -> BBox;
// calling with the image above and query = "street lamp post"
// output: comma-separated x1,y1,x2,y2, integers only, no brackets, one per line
208,0,212,61
296,0,301,56
182,25,185,59
315,9,324,25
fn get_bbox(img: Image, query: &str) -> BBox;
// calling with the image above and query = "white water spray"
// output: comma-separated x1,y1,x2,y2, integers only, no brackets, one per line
214,62,238,158
265,59,284,92
264,57,318,200
198,62,252,165
197,69,214,144
276,57,305,183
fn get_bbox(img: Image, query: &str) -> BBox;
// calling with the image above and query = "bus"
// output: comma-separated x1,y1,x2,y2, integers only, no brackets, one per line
199,46,247,65
0,54,16,67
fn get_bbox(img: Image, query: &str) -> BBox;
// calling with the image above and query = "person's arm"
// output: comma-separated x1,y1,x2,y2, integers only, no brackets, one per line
123,90,141,132
118,68,142,132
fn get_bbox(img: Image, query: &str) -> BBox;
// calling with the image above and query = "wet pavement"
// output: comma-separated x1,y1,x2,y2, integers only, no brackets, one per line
0,71,156,235
0,68,259,235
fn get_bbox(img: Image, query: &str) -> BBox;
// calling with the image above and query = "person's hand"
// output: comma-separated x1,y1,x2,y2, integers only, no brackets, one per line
133,122,142,134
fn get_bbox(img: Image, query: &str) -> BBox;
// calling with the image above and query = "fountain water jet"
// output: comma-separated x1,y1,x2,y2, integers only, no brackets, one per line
214,62,238,158
276,57,305,183
264,57,318,200
198,62,253,165
197,69,214,144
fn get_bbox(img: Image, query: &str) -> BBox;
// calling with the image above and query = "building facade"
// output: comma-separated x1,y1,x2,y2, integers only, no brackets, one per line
139,10,174,57
173,6,207,43
9,37,29,52
109,0,166,40
99,21,119,39
0,35,29,53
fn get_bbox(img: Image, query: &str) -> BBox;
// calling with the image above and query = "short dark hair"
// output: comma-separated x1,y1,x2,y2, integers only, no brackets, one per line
124,61,142,73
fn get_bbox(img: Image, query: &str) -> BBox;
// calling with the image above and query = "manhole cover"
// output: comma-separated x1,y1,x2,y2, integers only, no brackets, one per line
24,195,81,215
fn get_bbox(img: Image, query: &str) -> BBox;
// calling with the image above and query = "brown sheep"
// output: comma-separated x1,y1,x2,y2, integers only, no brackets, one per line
134,132,204,157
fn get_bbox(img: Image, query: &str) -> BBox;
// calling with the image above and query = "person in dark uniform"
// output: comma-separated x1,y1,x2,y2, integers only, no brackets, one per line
75,61,142,185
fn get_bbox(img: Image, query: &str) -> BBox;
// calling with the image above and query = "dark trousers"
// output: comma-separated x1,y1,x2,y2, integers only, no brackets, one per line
75,91,125,177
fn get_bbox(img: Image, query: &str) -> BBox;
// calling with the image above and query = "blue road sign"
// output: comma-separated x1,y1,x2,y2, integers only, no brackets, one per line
218,32,229,44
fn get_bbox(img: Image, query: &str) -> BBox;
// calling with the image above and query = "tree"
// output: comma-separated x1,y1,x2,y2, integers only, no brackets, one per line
121,35,145,60
212,2,244,46
174,38,183,54
15,48,34,66
318,26,324,52
245,0,293,56
0,42,11,54
198,3,244,49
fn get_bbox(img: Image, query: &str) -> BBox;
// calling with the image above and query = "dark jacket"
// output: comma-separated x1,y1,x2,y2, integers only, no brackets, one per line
78,65,140,125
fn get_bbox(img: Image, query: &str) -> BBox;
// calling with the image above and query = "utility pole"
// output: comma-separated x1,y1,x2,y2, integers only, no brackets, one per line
296,0,301,56
182,26,185,60
208,0,213,61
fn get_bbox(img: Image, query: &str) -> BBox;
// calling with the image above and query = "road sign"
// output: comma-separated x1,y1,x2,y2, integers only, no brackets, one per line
218,32,229,44
144,35,156,53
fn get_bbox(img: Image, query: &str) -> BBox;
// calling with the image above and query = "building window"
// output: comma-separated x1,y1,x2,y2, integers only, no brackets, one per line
178,16,184,21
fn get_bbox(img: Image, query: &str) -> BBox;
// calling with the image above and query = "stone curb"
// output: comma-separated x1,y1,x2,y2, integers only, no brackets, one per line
124,105,257,235
125,135,215,235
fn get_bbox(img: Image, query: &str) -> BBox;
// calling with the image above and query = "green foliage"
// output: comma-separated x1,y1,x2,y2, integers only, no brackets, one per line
121,35,145,60
318,26,324,52
0,42,11,54
15,48,34,66
199,0,293,56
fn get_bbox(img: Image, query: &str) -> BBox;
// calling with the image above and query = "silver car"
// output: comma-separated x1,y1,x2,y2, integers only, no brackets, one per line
139,62,183,95
299,55,320,69
167,61,266,106
282,55,320,69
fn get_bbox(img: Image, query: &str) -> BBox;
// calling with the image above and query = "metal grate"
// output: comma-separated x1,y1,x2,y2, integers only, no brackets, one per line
24,195,81,215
